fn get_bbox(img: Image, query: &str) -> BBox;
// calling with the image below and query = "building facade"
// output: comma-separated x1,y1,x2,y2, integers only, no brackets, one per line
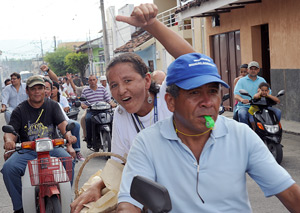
179,0,300,121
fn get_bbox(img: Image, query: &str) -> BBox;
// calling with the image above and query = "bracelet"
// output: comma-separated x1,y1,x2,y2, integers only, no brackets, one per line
46,68,50,73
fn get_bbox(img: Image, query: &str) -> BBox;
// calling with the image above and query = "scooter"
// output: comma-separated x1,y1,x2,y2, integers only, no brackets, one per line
87,100,114,153
130,176,172,213
66,96,81,120
219,93,230,115
2,123,75,213
239,89,285,164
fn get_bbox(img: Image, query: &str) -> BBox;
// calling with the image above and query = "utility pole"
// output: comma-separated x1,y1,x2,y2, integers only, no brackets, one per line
53,36,57,51
100,0,110,67
40,38,44,63
88,30,94,75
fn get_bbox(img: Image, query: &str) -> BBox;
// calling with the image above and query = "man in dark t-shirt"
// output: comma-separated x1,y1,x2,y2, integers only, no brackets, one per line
1,75,77,212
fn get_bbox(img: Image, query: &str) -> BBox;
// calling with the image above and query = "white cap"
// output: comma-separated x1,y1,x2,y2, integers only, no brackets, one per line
99,76,107,81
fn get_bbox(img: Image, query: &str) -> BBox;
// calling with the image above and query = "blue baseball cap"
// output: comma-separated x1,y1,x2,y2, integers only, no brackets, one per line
166,53,229,90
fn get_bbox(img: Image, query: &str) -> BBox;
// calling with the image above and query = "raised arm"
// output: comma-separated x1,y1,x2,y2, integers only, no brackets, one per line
116,3,195,59
66,73,78,93
40,65,59,82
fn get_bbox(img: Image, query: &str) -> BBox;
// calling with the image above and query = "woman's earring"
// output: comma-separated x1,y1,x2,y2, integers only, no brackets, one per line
147,91,153,104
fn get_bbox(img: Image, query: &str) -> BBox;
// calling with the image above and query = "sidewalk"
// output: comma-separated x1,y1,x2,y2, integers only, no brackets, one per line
222,111,300,135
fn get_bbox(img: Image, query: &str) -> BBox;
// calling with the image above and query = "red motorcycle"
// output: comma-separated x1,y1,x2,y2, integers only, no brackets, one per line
2,123,74,213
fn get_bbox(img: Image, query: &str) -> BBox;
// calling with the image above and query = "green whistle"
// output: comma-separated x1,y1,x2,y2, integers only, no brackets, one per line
204,115,214,128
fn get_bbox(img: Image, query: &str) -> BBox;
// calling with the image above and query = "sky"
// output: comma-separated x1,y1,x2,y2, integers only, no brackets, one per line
0,0,152,59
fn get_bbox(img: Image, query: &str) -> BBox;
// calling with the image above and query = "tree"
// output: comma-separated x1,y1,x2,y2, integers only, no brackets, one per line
65,52,89,80
44,47,72,76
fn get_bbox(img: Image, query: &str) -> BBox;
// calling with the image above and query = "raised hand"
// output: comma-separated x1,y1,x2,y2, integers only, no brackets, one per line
116,3,158,27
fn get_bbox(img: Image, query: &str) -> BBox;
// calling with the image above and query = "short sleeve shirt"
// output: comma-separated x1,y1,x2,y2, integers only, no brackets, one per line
9,98,65,142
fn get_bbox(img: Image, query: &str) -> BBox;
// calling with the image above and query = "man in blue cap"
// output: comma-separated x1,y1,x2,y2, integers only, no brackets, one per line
117,52,300,212
71,3,300,212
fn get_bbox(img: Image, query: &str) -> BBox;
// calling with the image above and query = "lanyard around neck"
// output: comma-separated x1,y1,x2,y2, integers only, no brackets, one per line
132,94,158,132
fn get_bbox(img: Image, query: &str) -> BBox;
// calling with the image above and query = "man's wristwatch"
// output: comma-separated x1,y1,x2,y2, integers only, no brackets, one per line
46,68,50,73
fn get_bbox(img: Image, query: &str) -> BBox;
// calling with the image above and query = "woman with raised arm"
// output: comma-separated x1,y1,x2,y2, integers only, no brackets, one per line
70,3,194,213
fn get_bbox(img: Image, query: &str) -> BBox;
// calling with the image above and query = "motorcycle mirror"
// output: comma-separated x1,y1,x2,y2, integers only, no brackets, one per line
130,176,172,213
277,90,285,97
2,125,19,137
2,125,15,134
239,89,251,97
66,122,75,132
222,93,230,102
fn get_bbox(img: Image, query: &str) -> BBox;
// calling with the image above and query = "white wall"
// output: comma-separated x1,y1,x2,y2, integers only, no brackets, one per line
106,4,136,57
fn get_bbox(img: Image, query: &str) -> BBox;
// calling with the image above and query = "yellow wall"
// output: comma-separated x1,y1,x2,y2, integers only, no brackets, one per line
204,0,300,69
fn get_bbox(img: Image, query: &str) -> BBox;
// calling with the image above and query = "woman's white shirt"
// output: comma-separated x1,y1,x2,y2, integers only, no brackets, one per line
111,81,172,160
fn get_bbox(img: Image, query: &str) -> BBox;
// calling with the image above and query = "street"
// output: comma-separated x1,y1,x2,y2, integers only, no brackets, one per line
0,110,299,212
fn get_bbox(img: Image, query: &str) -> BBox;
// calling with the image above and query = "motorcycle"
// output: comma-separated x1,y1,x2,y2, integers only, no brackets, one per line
239,89,285,164
66,96,81,120
130,176,172,213
2,123,75,213
85,100,114,153
219,93,230,115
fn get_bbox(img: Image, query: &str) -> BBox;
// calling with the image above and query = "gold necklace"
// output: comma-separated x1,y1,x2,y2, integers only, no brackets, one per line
173,119,213,137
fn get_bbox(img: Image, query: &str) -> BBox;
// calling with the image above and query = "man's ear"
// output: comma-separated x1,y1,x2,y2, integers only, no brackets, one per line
165,93,175,113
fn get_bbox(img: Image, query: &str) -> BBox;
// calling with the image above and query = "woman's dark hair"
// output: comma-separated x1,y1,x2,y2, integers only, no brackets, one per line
259,82,270,89
52,81,61,102
106,53,159,94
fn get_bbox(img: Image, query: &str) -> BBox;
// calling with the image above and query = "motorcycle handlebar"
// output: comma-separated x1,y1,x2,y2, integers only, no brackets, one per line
4,138,67,155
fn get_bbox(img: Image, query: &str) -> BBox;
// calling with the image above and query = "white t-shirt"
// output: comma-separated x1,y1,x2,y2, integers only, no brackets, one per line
59,95,69,108
62,83,75,95
111,81,172,160
58,103,69,121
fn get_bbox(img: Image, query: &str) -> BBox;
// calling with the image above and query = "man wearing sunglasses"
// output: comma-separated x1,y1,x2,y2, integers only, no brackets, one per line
1,72,27,123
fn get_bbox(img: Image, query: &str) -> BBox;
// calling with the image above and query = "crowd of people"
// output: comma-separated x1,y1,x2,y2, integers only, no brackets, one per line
1,2,300,213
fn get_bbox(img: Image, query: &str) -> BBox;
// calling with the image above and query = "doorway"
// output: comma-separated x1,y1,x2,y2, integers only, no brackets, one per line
260,24,270,84
211,30,241,109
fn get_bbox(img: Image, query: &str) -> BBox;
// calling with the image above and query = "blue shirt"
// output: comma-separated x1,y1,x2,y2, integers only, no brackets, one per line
119,116,294,212
234,75,267,109
1,83,27,109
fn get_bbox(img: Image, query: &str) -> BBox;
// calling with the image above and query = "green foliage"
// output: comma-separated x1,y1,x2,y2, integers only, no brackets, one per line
65,52,89,78
44,47,72,76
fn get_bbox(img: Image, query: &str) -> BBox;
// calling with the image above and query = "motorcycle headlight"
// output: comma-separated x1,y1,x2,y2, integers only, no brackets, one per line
35,139,53,152
91,102,111,110
264,124,279,133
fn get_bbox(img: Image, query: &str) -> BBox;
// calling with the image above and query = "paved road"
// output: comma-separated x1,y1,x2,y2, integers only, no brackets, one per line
0,110,299,212
0,109,108,212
